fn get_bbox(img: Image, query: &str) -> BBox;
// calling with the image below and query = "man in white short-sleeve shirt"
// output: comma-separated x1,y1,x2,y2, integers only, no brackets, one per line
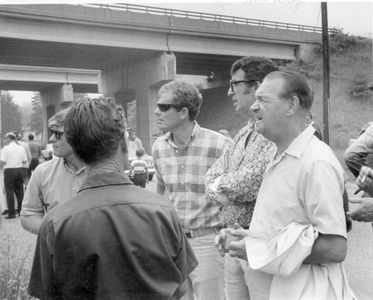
221,70,355,300
0,132,27,219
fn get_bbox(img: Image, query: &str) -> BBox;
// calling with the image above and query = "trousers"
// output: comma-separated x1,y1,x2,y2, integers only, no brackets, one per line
180,231,225,300
225,255,251,300
4,168,24,216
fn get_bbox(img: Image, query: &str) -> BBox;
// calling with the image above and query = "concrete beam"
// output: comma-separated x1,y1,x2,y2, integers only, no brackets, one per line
0,64,99,92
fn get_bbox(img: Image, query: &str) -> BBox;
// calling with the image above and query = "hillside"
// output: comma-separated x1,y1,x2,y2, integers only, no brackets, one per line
198,32,373,177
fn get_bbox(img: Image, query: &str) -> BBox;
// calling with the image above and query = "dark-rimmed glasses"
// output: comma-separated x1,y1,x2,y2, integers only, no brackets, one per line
229,80,257,92
157,103,180,112
49,128,64,140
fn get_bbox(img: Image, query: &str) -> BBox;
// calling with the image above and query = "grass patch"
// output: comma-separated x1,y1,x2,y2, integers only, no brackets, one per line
0,218,37,299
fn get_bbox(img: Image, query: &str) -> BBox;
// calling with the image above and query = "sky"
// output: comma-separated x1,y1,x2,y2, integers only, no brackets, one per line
3,0,372,106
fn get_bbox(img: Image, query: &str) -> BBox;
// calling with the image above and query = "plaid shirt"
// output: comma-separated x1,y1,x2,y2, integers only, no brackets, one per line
152,122,231,230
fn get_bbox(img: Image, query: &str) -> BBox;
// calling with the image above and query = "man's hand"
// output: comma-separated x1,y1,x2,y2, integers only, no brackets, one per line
349,197,373,222
227,227,250,260
215,226,250,260
356,166,373,195
228,239,247,261
215,228,230,257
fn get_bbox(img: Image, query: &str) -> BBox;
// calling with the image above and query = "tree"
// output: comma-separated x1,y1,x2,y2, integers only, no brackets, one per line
28,92,43,135
0,91,22,138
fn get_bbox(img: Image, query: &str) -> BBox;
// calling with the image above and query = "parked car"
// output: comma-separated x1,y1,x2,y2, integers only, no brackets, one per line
125,153,155,181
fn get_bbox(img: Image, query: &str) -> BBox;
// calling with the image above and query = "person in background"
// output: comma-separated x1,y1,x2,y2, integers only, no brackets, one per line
349,166,373,222
152,80,230,300
27,133,42,178
28,97,197,299
219,70,355,299
205,56,278,300
21,108,86,234
128,127,144,158
129,148,148,188
344,121,373,178
15,132,32,186
0,132,27,219
306,111,323,141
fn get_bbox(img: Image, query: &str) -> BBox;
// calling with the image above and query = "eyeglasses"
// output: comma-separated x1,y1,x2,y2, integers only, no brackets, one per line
156,103,180,112
49,128,64,140
229,80,257,92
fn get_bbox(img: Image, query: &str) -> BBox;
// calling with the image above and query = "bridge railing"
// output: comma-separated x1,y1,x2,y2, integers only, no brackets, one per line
85,3,337,34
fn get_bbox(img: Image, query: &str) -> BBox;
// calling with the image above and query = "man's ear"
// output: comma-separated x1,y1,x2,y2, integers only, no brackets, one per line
286,95,300,116
180,107,189,120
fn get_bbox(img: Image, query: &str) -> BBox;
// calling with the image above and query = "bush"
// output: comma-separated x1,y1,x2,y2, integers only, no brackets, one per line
284,59,322,80
314,28,368,56
349,72,372,100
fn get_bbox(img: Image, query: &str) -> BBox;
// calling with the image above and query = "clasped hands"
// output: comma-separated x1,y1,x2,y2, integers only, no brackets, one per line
214,224,249,260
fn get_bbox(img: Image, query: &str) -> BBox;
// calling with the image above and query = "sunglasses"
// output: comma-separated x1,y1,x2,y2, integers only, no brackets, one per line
49,129,64,140
157,103,181,112
229,80,257,92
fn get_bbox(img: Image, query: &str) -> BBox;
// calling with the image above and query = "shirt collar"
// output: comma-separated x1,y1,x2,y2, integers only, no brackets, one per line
283,124,316,159
165,121,200,148
78,172,132,193
62,158,86,175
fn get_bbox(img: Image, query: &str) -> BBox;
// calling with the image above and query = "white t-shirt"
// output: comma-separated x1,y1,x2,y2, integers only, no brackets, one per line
0,141,27,169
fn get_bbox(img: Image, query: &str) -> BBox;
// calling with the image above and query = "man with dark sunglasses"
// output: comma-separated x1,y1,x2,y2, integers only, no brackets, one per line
205,56,278,300
152,80,231,300
21,108,86,234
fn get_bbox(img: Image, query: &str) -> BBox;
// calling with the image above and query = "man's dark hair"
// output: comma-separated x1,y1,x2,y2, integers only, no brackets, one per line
158,81,202,121
266,70,314,109
230,56,278,82
64,97,127,165
28,134,34,141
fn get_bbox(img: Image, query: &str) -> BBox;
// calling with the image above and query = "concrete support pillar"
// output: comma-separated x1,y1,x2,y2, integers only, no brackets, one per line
40,83,74,145
100,53,176,152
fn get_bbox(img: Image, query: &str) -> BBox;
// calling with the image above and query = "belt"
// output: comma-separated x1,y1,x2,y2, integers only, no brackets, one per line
184,227,221,239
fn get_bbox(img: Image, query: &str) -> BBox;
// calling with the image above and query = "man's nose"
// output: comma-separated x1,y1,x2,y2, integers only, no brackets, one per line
48,134,56,143
250,100,259,112
227,86,234,97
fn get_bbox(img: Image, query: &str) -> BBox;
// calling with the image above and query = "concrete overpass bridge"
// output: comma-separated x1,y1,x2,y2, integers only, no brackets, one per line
0,3,323,150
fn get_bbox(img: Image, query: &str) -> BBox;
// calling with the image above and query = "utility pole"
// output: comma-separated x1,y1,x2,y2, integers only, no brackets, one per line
321,2,330,144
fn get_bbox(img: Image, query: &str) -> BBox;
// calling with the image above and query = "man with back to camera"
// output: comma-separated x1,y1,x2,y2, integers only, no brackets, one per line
21,108,86,234
152,80,231,300
205,57,278,300
0,132,27,219
218,70,355,299
28,97,198,299
15,132,32,186
27,133,42,178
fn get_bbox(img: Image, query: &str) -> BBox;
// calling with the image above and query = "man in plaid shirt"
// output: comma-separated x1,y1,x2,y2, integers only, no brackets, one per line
152,80,231,300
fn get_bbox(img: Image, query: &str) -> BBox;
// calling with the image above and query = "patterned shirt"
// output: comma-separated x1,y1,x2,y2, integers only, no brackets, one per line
205,120,275,228
152,122,230,230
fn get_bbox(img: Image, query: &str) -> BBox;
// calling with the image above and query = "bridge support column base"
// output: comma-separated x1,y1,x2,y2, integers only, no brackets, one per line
40,83,74,146
100,53,176,153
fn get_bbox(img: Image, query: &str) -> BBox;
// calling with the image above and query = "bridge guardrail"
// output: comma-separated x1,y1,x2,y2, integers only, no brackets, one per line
85,3,337,34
